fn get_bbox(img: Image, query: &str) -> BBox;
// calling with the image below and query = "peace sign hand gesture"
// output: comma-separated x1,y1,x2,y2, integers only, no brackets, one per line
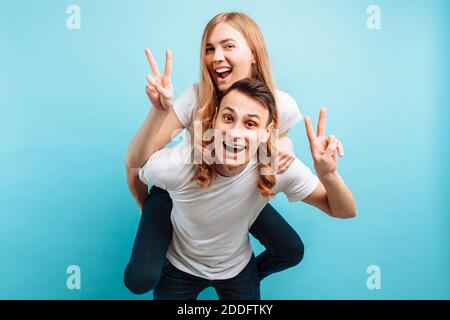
144,48,173,111
304,108,344,178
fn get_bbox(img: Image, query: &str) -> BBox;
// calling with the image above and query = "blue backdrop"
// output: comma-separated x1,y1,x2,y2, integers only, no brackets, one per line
1,0,449,299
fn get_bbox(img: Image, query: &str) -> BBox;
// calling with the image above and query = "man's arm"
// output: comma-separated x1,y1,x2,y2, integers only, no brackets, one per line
302,173,357,219
301,108,357,219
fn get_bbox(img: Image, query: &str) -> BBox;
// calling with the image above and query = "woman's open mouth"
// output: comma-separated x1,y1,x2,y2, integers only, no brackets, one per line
215,67,232,82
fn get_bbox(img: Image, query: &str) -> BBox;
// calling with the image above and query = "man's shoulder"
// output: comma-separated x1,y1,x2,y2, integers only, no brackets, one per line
274,158,320,202
152,141,192,161
275,158,313,188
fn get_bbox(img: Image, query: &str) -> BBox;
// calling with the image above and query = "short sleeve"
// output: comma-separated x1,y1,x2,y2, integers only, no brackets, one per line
277,158,320,202
275,89,303,134
172,84,198,128
139,143,192,191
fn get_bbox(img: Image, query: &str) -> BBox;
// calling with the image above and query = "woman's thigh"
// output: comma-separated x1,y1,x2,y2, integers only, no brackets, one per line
249,203,303,257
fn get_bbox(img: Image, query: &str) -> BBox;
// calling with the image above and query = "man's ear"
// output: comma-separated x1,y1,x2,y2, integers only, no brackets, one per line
261,123,273,144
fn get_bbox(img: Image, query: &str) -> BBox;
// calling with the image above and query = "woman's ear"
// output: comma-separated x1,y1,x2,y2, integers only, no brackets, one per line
251,49,256,65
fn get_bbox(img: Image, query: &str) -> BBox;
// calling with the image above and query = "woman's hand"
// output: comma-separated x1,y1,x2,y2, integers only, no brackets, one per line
277,136,295,173
144,48,173,111
138,200,145,215
304,108,344,178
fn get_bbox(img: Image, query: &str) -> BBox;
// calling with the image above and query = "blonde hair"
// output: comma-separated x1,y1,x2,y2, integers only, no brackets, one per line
192,12,278,199
195,12,275,127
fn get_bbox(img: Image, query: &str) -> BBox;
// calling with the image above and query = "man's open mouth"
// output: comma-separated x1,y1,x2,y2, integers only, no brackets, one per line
223,141,245,154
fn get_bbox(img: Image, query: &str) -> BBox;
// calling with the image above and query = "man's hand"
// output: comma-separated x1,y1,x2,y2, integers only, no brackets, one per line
144,48,173,111
304,108,344,178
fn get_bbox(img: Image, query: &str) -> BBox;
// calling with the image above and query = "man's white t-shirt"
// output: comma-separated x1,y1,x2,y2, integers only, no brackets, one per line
139,143,320,280
173,84,302,134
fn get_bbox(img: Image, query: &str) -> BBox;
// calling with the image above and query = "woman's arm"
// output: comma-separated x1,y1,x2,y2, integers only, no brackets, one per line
125,110,185,214
126,167,148,214
125,107,168,213
126,108,169,168
152,107,185,151
126,108,183,213
276,90,303,173
126,49,177,212
277,131,294,173
127,48,180,168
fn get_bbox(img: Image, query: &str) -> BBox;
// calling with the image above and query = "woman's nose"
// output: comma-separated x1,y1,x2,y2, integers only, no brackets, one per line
213,47,225,63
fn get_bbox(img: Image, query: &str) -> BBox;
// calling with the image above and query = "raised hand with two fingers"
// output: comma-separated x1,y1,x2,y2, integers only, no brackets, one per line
144,48,173,111
304,108,344,178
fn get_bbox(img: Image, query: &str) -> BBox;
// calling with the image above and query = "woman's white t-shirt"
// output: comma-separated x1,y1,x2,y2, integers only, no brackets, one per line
173,84,302,133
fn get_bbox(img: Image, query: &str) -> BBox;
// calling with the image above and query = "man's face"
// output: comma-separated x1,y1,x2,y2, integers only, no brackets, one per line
212,89,272,167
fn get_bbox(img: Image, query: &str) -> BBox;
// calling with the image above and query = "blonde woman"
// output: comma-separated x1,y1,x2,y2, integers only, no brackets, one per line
126,12,307,294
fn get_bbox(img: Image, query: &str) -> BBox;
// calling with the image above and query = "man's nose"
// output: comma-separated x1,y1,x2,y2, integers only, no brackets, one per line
227,128,245,141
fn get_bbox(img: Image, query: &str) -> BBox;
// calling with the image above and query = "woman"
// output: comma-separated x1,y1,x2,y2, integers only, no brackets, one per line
125,12,305,295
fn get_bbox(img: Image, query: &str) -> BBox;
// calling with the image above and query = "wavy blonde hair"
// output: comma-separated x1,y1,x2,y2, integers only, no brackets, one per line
195,12,275,130
192,78,279,199
191,12,278,198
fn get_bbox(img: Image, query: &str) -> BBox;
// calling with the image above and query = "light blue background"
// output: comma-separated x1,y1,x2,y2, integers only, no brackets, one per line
1,0,449,299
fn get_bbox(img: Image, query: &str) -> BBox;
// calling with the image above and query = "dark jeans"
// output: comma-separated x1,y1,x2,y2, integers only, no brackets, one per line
124,186,304,295
154,254,260,300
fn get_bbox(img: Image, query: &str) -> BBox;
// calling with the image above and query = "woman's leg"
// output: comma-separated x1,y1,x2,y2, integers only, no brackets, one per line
124,186,173,294
249,203,304,281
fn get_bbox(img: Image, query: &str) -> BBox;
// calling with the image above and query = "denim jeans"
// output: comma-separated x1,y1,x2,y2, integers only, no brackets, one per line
124,186,304,295
154,254,260,300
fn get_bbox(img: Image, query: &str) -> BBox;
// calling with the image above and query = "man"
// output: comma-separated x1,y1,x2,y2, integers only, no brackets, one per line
130,78,357,300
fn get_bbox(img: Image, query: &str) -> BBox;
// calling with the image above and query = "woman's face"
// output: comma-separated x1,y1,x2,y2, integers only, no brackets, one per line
205,22,256,91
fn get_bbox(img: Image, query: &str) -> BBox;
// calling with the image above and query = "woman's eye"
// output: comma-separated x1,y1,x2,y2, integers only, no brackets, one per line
224,43,235,49
206,47,214,53
223,115,232,121
247,121,256,128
